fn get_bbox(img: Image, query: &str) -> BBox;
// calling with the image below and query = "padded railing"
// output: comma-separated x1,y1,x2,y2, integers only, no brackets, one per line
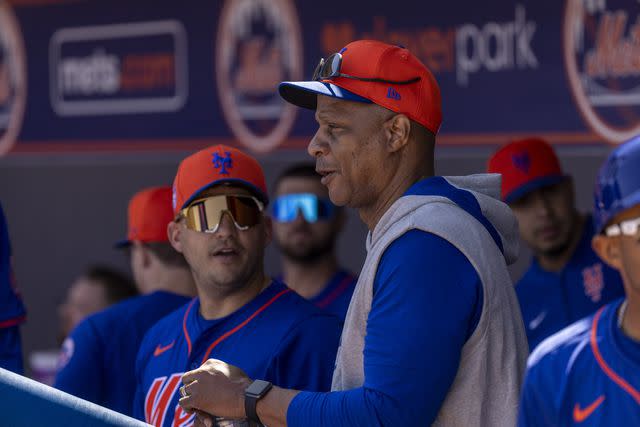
0,367,150,426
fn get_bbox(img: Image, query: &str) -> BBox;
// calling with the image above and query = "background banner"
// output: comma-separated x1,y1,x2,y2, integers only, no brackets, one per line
0,0,639,154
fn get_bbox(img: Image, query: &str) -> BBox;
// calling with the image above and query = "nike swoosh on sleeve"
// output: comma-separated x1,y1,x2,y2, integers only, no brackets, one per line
154,341,175,357
573,395,605,423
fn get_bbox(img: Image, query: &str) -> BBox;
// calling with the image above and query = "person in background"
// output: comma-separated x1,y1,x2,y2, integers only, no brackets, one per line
55,186,197,416
0,201,26,374
272,163,356,320
133,145,342,426
518,134,640,426
57,265,136,343
488,137,625,351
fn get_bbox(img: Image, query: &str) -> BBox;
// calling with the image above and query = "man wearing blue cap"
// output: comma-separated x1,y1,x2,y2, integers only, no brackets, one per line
518,135,640,426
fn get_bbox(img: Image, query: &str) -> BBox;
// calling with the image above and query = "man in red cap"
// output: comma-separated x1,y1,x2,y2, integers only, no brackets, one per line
55,186,197,416
132,145,342,427
488,138,624,351
519,135,640,426
178,40,528,427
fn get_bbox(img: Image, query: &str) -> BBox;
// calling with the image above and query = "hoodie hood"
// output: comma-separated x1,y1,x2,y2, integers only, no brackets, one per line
368,174,519,265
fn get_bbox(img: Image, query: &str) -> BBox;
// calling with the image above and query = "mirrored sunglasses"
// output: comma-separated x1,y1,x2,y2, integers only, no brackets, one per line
179,195,264,233
312,52,421,85
272,193,336,223
605,216,640,237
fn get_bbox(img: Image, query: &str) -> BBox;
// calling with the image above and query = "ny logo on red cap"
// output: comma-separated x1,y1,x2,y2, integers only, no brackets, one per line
386,87,401,101
212,152,233,175
512,152,531,174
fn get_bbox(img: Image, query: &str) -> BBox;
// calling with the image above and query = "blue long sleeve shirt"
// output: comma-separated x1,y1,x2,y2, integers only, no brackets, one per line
287,229,483,426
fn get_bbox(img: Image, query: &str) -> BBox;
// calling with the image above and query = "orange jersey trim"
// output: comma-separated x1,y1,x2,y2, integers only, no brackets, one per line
182,299,196,356
200,289,292,364
590,307,640,405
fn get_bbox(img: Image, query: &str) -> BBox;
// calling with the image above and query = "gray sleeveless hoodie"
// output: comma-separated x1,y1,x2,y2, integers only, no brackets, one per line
332,174,528,426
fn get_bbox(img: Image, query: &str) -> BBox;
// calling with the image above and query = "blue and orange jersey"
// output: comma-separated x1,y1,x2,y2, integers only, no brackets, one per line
0,202,26,329
516,216,625,351
54,291,192,416
308,270,356,320
134,280,342,427
519,299,640,426
0,202,26,374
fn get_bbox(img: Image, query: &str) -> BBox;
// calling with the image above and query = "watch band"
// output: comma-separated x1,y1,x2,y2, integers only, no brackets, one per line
244,379,272,424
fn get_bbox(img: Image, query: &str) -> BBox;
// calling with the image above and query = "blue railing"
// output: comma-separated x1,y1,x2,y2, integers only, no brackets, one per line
0,368,150,427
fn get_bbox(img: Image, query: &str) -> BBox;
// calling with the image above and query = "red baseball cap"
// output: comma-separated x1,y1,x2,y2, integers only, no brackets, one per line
172,144,268,215
487,138,567,203
115,186,173,248
278,39,442,134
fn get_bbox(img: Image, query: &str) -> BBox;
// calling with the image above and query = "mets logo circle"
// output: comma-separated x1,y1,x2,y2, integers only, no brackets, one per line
215,0,303,153
564,0,640,144
0,1,26,155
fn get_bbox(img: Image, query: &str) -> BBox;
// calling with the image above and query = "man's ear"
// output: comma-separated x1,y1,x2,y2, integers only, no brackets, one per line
167,221,184,253
384,114,411,153
262,215,273,247
592,235,622,270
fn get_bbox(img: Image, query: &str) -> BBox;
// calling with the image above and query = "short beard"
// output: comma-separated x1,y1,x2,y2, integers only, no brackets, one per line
279,236,335,265
541,239,572,259
540,214,580,258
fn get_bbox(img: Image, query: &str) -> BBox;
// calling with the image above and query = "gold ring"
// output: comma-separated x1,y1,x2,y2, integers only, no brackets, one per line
179,386,189,398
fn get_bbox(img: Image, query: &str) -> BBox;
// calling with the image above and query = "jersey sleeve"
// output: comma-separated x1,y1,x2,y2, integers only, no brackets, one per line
54,317,105,404
265,313,342,392
0,202,26,326
287,229,483,427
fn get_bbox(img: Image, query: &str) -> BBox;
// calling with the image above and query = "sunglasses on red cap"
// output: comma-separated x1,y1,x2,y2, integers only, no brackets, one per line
313,52,420,85
178,195,264,233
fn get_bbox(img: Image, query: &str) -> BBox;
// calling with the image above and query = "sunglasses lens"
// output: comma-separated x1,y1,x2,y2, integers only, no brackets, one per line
312,58,324,80
314,53,341,80
328,53,341,77
298,196,318,222
621,218,640,237
226,196,262,229
272,194,335,223
182,196,262,232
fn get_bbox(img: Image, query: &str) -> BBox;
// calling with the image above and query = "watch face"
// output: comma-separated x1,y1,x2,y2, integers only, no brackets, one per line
246,379,272,397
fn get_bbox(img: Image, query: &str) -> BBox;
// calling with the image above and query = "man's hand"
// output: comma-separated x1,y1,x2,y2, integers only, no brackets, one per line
179,359,252,419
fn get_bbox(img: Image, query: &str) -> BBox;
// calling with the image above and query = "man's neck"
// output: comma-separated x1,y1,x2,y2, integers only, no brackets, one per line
359,168,429,231
144,267,197,297
621,291,640,342
536,213,585,273
197,273,270,320
282,255,338,300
